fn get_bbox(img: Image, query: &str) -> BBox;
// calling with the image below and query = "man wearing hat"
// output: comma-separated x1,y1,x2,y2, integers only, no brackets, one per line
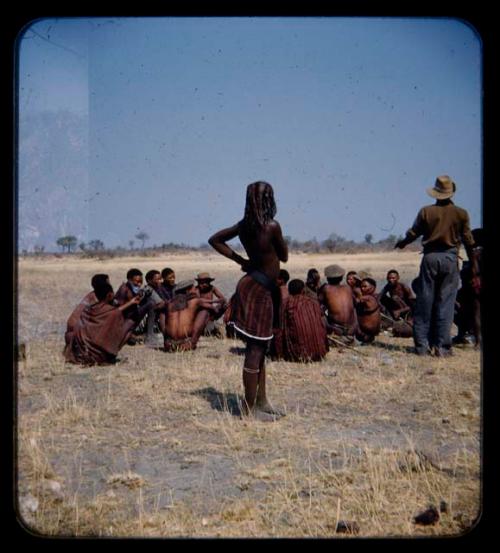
318,264,358,343
195,272,228,337
161,280,224,352
395,175,478,356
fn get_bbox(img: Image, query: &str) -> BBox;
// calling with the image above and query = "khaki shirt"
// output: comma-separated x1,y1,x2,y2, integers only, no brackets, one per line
406,201,474,252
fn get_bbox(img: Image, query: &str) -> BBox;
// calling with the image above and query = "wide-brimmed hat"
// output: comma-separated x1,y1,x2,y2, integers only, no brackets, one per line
357,270,372,280
324,264,345,278
426,175,456,200
195,272,215,282
173,280,195,294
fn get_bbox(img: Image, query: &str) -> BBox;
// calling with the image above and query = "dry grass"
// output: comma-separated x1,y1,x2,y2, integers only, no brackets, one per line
16,252,481,538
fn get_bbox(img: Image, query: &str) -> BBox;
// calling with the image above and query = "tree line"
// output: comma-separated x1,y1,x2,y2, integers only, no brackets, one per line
22,230,420,257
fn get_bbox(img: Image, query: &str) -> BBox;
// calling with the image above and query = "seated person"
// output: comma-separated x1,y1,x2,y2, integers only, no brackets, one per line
279,279,329,362
304,268,322,302
195,272,228,337
354,277,381,344
114,268,144,319
269,269,290,358
114,268,160,343
63,283,148,366
276,269,290,301
159,267,176,302
454,227,483,347
379,269,415,321
65,273,110,345
345,271,362,299
318,264,358,344
143,270,167,346
161,280,224,352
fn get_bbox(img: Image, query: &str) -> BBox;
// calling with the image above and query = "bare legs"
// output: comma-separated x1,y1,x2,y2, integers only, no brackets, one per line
242,339,284,421
191,310,211,349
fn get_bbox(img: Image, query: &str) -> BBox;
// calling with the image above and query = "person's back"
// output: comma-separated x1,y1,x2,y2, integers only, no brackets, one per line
208,181,288,421
320,285,357,332
412,202,473,253
165,293,200,340
238,220,285,281
163,280,223,351
318,265,358,339
395,175,477,356
65,290,98,345
65,274,110,345
64,282,143,365
281,279,328,362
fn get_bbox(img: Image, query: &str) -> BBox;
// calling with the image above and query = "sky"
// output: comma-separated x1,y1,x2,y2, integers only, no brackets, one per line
17,16,482,251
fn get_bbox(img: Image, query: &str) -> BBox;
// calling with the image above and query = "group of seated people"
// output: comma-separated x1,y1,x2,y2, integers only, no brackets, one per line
64,267,228,365
222,264,417,364
64,256,478,367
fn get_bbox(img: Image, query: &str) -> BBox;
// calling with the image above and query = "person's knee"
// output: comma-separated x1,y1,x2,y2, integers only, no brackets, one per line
245,340,266,371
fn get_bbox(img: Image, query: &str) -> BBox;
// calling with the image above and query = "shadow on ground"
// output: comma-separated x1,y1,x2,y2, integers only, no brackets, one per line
370,341,416,354
192,387,243,417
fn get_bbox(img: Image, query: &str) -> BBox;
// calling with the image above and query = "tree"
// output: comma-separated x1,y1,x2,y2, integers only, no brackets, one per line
56,236,67,252
364,233,373,245
128,240,135,250
56,235,77,253
89,239,105,251
303,237,320,253
66,236,77,253
135,231,149,250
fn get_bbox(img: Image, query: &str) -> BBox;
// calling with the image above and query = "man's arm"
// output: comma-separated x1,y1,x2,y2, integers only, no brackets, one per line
208,223,252,270
395,210,424,249
117,295,141,312
197,297,224,312
212,286,227,303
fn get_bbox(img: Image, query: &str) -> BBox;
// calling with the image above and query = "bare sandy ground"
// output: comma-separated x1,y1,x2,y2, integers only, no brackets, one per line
16,251,481,538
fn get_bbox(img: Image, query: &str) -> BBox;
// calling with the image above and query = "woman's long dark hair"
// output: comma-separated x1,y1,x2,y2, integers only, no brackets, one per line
242,181,277,231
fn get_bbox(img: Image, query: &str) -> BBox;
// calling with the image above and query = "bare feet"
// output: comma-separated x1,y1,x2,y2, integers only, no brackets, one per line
240,401,285,422
255,401,286,418
250,408,280,422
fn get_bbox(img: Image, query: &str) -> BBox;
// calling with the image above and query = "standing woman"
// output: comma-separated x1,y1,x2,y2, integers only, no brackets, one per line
208,181,288,421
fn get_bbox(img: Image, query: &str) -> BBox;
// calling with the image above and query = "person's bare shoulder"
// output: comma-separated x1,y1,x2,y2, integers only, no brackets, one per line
267,219,282,232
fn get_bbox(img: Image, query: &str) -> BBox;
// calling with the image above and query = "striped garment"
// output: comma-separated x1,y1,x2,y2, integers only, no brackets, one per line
281,295,329,362
229,274,274,341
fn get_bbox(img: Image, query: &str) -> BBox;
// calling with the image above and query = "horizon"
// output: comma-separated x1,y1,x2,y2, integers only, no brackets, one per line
17,17,482,252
